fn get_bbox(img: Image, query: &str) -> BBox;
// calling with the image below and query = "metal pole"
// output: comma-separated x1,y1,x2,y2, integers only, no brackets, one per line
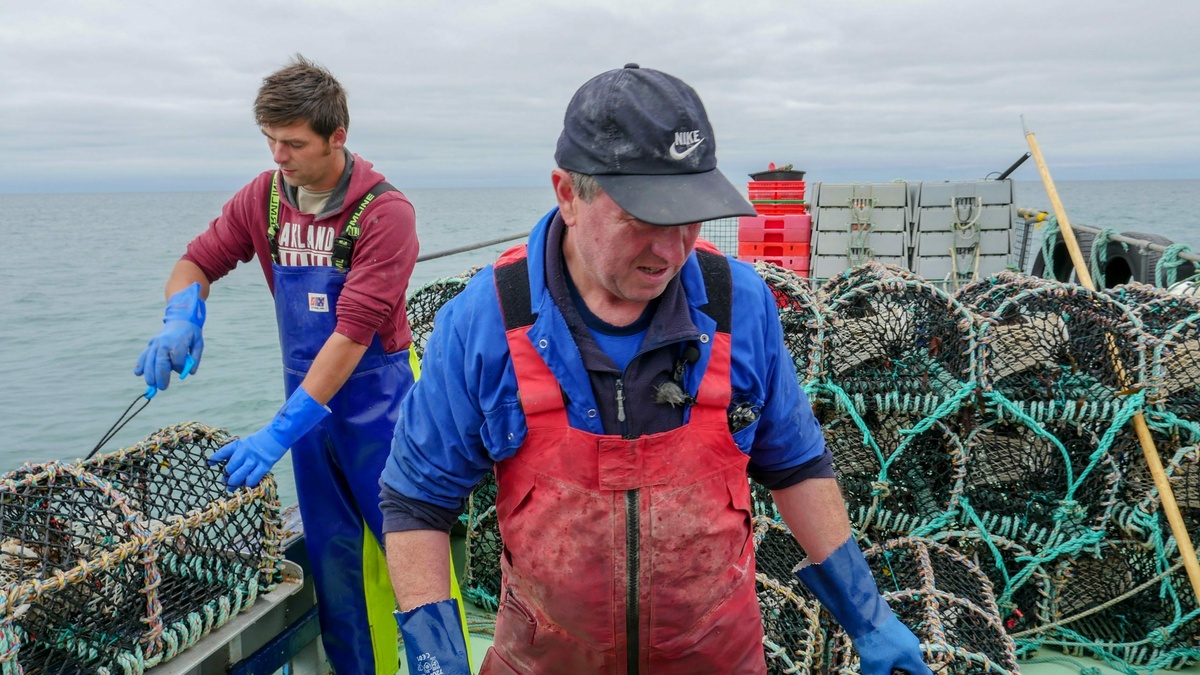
416,230,530,263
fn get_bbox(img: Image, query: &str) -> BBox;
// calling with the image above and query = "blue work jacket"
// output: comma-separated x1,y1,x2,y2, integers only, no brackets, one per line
381,208,826,512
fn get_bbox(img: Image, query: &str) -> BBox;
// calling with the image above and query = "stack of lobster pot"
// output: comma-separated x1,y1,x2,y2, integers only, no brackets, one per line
813,262,977,539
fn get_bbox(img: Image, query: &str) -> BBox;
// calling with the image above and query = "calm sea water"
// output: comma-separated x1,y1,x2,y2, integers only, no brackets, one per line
1,179,1196,505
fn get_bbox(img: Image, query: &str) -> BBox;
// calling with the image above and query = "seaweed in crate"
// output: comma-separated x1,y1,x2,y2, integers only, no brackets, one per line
0,463,153,673
83,422,284,664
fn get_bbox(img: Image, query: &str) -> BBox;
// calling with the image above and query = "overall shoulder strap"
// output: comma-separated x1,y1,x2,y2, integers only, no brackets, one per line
493,247,568,422
267,172,283,264
331,181,398,271
691,249,734,416
695,249,732,334
494,247,534,330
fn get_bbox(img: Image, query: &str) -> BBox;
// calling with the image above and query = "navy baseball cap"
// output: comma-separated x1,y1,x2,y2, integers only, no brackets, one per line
555,64,756,226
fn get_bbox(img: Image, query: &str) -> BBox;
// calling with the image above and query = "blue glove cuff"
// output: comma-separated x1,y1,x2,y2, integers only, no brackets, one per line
264,386,330,450
794,536,894,639
164,282,206,327
396,599,470,675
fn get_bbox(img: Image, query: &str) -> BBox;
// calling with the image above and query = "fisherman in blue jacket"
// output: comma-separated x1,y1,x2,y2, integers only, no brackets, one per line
380,64,932,674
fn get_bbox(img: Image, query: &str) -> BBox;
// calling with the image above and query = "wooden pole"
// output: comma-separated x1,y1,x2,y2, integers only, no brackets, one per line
1023,117,1200,604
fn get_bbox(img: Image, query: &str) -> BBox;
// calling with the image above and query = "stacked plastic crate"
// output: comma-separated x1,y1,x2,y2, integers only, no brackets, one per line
738,167,812,276
810,183,910,280
910,180,1015,285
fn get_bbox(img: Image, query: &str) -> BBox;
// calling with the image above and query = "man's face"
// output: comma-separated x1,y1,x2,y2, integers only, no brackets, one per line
557,172,700,322
262,121,346,191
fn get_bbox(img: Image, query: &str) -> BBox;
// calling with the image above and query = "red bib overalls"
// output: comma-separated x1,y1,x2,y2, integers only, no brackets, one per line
479,247,766,674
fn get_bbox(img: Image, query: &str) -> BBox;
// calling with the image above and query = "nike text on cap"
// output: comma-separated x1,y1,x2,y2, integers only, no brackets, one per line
555,63,756,226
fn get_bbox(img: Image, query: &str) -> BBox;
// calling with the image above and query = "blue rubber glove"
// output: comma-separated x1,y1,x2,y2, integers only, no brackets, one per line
396,599,470,675
208,385,329,489
794,537,932,675
135,282,206,392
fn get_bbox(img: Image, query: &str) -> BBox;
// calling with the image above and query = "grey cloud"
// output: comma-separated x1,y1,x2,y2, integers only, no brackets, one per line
2,0,1197,192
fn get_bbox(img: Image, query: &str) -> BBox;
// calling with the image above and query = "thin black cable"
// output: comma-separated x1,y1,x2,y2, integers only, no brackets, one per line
86,393,152,460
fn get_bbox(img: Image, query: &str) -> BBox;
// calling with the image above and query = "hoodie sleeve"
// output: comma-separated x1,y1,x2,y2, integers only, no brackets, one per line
181,175,272,283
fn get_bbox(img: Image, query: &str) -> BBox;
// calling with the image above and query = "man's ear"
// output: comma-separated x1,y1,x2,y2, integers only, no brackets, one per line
551,169,578,226
328,127,347,151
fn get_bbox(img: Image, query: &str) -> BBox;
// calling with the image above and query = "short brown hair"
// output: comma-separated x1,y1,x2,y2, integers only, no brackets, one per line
254,54,349,138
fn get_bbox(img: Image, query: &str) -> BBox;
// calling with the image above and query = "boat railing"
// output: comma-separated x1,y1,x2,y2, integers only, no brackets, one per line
1017,208,1200,265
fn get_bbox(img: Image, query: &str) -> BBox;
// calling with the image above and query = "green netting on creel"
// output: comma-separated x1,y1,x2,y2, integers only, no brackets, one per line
819,410,965,539
408,264,1200,672
755,262,825,382
930,530,1059,658
821,260,923,303
1031,533,1200,669
0,464,150,674
821,276,976,402
954,270,1052,310
1112,411,1200,540
1112,285,1200,414
958,415,1129,551
752,517,826,674
1149,312,1200,418
82,423,283,667
406,267,481,360
0,423,282,674
460,471,501,612
976,283,1145,409
1109,283,1200,335
825,537,1019,675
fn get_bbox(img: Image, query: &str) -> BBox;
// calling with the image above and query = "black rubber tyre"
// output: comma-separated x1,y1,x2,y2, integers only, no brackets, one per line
1032,230,1095,284
1121,231,1196,287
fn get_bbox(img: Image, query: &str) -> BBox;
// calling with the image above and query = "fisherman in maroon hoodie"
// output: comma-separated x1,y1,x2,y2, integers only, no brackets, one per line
134,55,418,674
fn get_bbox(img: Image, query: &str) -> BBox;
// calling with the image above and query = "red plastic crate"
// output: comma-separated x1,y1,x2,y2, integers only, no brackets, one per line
748,181,806,201
738,214,812,243
751,201,807,216
738,241,810,258
741,254,810,276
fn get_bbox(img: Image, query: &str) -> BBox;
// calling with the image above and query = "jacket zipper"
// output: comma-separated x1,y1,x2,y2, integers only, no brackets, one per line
615,378,627,427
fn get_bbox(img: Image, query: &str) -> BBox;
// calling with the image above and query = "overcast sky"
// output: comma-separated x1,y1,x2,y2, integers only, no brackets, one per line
3,0,1197,193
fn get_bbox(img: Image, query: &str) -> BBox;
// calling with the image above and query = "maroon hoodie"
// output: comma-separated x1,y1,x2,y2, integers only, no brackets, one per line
182,153,417,352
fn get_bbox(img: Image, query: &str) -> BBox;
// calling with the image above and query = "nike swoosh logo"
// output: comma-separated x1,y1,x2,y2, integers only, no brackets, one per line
669,139,705,161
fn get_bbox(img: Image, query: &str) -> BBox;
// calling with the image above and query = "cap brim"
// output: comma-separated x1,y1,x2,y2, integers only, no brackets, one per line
594,168,757,226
